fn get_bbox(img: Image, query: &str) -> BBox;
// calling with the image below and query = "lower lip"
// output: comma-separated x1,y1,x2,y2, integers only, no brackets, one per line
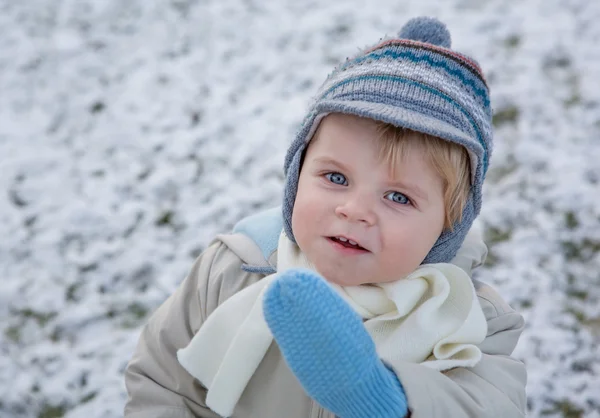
327,238,369,255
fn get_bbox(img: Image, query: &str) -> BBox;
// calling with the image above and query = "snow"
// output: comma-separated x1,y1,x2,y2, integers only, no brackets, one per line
1,0,599,416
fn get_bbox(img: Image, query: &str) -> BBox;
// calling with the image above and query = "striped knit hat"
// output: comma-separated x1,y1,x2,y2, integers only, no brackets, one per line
282,16,493,264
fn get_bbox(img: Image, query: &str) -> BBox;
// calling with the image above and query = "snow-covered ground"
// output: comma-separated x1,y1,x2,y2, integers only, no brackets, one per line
1,0,599,417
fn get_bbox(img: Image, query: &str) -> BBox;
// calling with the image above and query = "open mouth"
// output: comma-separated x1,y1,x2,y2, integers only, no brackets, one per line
328,236,368,251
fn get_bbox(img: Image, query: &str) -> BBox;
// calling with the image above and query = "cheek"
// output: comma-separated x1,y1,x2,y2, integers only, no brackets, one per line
413,209,445,251
293,174,326,215
291,179,316,241
292,197,324,255
291,202,306,240
428,206,446,244
381,213,444,272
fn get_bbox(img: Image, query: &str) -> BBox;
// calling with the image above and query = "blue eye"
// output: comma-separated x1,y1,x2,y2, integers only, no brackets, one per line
385,191,411,205
325,172,348,185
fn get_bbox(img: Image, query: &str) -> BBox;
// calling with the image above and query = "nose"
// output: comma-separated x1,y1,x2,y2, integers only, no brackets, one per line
334,192,376,226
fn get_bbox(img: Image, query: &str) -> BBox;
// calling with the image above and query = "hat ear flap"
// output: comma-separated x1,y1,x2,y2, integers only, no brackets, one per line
282,145,306,243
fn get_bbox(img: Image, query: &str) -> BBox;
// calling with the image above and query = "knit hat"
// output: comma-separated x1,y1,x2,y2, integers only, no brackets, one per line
282,16,493,264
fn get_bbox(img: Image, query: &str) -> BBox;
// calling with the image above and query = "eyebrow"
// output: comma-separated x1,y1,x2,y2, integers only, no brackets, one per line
313,157,430,203
313,157,351,172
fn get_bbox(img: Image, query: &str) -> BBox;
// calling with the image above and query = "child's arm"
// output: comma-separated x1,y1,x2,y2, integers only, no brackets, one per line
264,270,526,418
124,242,236,418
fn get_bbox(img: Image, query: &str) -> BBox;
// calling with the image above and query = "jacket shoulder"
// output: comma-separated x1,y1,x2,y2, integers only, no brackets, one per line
473,279,518,319
231,206,282,262
211,206,282,274
192,238,265,319
473,278,524,356
192,207,283,317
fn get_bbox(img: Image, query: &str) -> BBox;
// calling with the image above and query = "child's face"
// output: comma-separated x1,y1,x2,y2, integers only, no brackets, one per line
291,113,446,286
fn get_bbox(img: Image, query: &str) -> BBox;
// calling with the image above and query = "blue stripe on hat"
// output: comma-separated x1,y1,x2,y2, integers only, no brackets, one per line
339,49,490,108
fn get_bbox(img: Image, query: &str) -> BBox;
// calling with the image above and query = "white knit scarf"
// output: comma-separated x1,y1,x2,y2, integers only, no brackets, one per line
178,232,488,417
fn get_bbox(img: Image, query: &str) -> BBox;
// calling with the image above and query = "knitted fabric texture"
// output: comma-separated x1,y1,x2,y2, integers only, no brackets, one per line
263,268,408,418
282,16,493,264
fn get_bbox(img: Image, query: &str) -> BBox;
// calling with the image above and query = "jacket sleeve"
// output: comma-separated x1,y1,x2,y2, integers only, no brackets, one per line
391,282,527,418
124,241,256,418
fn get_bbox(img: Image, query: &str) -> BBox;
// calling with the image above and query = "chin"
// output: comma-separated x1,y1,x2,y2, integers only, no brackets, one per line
308,253,376,285
320,269,368,286
325,276,358,286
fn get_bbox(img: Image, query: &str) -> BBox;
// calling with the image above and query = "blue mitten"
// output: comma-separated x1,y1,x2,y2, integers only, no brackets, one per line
263,268,409,418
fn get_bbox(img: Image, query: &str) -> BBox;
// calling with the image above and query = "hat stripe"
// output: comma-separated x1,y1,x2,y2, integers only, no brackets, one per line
320,74,489,173
365,39,486,83
339,49,490,108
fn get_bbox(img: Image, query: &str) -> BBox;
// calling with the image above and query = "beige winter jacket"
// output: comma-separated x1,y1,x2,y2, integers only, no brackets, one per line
124,233,527,418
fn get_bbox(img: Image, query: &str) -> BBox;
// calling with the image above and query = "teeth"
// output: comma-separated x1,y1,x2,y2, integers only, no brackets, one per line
334,237,361,247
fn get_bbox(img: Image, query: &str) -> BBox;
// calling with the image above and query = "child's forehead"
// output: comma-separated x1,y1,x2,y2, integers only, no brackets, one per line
311,114,430,163
314,113,380,136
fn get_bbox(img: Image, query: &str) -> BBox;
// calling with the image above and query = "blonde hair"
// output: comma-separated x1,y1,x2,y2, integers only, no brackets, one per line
375,122,471,230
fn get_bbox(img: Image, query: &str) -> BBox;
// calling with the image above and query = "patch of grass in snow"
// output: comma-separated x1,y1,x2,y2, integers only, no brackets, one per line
564,91,582,108
485,226,513,245
483,226,513,268
564,275,589,301
565,307,586,323
580,315,600,337
512,298,532,311
5,325,21,343
483,250,499,267
565,288,588,301
492,105,520,127
120,303,149,328
22,309,57,326
504,34,521,49
486,154,518,184
105,302,149,328
80,392,97,404
155,210,185,232
541,399,584,418
89,101,105,114
564,74,582,108
49,327,62,343
155,210,175,227
564,212,579,230
38,404,67,418
561,238,600,262
543,52,572,72
565,307,600,336
570,359,595,373
65,281,83,302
